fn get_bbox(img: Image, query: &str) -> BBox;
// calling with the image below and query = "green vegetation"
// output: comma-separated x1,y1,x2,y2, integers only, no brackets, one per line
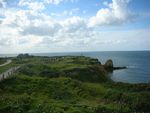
0,58,7,65
0,56,150,113
0,58,19,73
14,56,108,83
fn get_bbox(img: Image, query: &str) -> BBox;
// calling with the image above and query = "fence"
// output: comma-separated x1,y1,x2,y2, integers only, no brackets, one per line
0,66,20,81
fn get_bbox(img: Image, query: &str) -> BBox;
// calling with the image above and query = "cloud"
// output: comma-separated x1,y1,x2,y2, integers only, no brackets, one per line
0,0,6,8
44,0,63,5
20,17,62,36
18,0,63,6
18,0,45,11
51,8,80,17
88,0,136,27
0,8,61,36
44,0,78,5
18,0,78,8
0,0,147,53
61,16,88,33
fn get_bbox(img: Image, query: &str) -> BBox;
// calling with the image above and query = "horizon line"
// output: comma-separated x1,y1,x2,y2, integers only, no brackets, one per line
0,50,150,55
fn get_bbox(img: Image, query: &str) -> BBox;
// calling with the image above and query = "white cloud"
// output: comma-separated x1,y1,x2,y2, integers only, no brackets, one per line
1,8,61,36
61,16,88,33
51,8,80,17
0,0,147,53
88,0,136,27
20,17,62,36
44,0,63,5
18,0,45,11
44,0,78,5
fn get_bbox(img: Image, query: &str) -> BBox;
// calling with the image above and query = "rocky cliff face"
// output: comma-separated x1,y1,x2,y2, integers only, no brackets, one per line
104,59,113,72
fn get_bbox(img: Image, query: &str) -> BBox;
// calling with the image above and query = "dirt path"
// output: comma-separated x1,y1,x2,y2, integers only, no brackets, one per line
0,60,12,67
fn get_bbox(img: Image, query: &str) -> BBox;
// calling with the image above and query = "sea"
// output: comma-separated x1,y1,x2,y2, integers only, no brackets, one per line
0,51,150,84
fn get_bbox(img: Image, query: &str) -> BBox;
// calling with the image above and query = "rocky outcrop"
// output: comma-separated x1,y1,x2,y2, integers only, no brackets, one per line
113,66,127,70
104,59,114,72
104,59,127,72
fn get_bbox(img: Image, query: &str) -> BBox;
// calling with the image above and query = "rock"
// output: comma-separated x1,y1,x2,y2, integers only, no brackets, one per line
105,59,113,67
113,66,127,70
104,59,113,72
104,59,127,72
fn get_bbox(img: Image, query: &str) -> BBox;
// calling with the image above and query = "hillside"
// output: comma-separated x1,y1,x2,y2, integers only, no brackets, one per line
0,56,150,113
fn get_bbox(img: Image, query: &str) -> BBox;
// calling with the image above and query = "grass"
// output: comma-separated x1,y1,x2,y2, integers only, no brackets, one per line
0,58,7,65
1,75,150,113
17,56,109,83
0,58,20,73
0,56,150,113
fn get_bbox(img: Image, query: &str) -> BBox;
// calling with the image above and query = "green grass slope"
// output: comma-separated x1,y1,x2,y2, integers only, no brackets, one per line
17,56,109,83
0,56,150,113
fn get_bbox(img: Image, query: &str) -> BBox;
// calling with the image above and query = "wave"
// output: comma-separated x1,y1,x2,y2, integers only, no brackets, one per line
127,65,137,69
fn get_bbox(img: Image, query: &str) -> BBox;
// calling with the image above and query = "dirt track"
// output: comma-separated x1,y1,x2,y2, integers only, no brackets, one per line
0,60,12,67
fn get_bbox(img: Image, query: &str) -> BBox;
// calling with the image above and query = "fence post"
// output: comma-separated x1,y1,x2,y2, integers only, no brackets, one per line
2,74,4,80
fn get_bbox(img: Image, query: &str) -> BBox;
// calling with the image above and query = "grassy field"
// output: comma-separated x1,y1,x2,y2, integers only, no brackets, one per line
0,56,150,113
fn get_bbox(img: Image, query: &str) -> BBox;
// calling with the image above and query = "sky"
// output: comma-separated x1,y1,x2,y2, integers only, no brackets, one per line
0,0,150,53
